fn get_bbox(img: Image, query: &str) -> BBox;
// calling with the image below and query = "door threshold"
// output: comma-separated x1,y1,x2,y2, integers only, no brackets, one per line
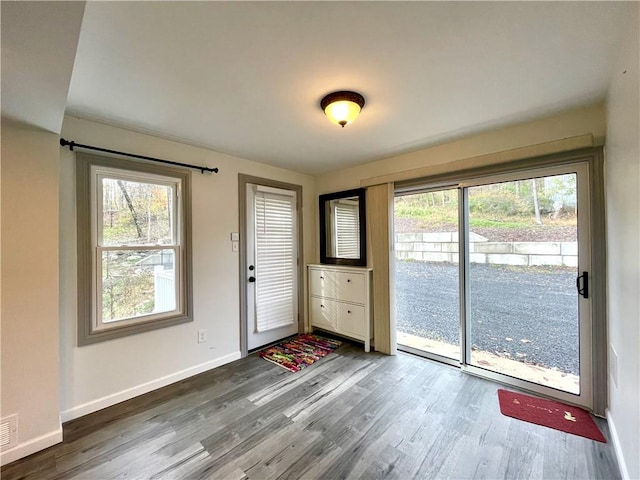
398,344,462,369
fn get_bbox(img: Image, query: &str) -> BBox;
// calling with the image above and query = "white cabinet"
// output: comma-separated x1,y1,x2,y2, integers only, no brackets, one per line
308,264,372,352
310,296,337,331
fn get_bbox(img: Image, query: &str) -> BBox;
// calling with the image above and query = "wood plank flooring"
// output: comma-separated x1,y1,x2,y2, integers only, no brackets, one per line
1,342,620,479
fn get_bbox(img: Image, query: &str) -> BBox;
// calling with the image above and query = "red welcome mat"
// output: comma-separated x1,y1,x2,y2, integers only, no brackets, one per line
497,389,606,442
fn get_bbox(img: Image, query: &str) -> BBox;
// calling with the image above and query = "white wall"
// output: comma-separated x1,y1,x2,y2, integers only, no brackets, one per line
1,121,63,464
59,116,316,420
316,104,606,194
604,5,640,479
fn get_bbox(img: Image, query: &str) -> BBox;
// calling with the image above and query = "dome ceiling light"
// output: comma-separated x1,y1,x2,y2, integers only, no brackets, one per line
320,91,365,128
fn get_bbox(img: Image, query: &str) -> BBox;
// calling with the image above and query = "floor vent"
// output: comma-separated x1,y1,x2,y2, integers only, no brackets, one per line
0,414,18,450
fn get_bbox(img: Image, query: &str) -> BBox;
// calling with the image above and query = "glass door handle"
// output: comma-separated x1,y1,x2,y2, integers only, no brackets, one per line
248,276,256,283
576,271,589,299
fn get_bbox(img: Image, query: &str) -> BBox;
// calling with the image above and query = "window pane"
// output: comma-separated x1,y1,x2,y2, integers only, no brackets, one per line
101,249,177,323
101,178,174,246
395,189,460,360
467,174,580,394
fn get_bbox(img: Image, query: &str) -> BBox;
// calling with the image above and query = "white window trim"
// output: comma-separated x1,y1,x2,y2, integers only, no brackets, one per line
76,153,193,345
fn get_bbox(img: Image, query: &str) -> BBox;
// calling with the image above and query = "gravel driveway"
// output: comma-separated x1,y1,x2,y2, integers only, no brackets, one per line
395,260,579,374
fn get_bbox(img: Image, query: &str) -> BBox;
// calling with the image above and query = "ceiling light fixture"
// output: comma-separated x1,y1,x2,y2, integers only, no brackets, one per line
320,91,365,128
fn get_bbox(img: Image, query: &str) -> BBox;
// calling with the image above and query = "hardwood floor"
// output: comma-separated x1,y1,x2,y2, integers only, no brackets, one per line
2,342,620,480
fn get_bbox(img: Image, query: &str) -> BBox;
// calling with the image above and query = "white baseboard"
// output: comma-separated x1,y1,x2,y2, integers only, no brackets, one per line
606,409,630,480
60,351,241,422
1,428,63,466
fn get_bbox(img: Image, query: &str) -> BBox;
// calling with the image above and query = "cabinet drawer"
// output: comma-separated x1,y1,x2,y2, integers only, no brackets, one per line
335,272,365,304
309,269,337,299
310,296,337,331
337,303,366,338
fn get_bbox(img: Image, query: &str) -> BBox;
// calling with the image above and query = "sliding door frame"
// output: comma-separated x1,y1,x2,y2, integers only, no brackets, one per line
394,147,607,414
461,162,592,408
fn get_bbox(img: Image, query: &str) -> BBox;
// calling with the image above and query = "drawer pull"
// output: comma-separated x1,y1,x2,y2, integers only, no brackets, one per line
347,279,351,282
347,310,351,314
320,304,325,308
320,276,324,280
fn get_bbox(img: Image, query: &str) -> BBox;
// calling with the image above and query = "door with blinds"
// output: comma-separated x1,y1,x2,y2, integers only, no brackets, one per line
246,184,299,350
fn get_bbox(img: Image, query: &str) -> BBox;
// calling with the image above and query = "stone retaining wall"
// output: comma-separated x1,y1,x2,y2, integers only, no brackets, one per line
395,232,577,267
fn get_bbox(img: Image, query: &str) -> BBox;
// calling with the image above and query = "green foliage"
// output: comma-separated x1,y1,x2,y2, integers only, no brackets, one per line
102,179,173,245
394,204,457,224
468,218,528,229
101,251,155,322
468,190,529,217
536,193,555,214
394,174,578,225
395,189,458,223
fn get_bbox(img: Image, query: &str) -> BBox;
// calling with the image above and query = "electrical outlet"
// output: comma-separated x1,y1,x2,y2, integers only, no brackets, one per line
610,345,618,388
198,329,207,344
232,241,239,252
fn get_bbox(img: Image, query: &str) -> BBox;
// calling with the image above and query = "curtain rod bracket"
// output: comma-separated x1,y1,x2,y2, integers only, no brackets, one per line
60,138,76,151
59,137,219,174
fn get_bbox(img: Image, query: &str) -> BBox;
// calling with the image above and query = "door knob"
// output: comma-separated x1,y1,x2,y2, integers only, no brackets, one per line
248,276,256,283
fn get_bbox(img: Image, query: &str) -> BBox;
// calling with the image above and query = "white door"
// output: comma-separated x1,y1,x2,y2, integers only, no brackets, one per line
246,184,299,350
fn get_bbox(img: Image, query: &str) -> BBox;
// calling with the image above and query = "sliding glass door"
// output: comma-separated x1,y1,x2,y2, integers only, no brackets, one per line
395,163,592,407
395,188,460,363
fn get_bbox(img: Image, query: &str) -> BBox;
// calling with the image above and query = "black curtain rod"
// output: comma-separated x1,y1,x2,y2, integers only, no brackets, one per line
59,138,219,174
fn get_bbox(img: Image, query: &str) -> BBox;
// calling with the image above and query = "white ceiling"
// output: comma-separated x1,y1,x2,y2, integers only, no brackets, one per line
1,1,85,133
65,1,631,175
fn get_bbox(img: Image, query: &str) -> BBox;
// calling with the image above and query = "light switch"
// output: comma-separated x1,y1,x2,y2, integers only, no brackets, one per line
230,232,239,241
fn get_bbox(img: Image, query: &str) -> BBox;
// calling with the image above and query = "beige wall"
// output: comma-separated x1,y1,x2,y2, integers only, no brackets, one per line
58,116,316,419
316,103,606,194
604,5,640,479
1,121,62,464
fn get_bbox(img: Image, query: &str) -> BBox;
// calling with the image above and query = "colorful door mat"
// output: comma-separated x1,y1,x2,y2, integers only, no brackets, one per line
497,389,606,442
258,334,342,372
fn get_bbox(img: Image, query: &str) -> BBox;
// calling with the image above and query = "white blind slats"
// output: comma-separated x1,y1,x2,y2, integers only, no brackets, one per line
254,190,296,333
335,203,360,258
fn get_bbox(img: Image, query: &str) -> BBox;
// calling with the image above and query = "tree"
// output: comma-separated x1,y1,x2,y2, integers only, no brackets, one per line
531,178,541,225
117,180,143,239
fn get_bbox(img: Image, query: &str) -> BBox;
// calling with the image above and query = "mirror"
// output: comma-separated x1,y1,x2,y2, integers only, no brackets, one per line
319,188,367,266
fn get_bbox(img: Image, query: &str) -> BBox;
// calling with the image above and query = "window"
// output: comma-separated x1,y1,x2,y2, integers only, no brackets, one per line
77,153,192,345
333,199,360,258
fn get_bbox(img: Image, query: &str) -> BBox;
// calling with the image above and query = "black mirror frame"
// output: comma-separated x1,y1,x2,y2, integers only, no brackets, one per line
319,188,367,267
